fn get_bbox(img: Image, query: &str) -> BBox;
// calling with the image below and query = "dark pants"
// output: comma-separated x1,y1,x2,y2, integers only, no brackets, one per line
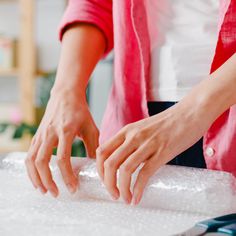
147,102,206,169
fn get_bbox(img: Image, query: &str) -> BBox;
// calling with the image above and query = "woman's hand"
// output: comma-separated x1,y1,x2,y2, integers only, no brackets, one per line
96,53,236,206
25,88,99,197
96,65,236,205
96,102,210,205
25,23,106,197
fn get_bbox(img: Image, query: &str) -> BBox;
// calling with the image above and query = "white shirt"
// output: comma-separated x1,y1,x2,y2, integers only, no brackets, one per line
147,0,220,102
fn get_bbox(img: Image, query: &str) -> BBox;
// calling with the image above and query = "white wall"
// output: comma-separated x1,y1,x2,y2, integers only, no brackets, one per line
90,55,113,127
35,0,66,71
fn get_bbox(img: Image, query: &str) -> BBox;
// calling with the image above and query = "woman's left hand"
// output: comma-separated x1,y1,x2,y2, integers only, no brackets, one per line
96,55,236,205
96,101,212,205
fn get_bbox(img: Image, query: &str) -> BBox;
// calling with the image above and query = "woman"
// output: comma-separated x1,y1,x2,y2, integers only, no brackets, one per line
25,0,236,205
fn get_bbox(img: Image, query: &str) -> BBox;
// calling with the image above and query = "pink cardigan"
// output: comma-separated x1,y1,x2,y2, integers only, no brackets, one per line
59,0,236,176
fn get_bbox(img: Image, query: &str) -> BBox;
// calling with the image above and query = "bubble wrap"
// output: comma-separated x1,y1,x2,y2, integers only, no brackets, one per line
0,152,236,236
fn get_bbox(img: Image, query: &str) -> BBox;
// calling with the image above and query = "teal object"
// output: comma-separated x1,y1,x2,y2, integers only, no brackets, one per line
176,213,236,236
218,223,236,235
197,214,236,231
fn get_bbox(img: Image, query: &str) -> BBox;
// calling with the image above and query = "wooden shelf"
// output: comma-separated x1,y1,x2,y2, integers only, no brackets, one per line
0,68,48,77
0,68,19,77
0,0,61,153
0,0,36,153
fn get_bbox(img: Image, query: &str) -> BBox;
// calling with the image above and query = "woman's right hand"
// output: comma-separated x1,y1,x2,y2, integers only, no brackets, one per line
25,87,99,197
24,22,107,197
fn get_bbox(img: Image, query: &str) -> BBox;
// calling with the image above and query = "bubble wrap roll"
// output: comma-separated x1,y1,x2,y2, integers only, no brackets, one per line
2,152,236,216
74,158,236,215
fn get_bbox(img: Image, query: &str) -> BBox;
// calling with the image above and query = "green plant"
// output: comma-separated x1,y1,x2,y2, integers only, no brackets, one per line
0,122,37,138
0,122,86,157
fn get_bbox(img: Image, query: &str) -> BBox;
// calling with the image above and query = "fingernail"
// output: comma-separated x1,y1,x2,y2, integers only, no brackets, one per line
39,186,47,194
50,191,56,198
111,192,119,201
67,183,76,194
133,194,141,205
124,197,131,205
49,186,58,198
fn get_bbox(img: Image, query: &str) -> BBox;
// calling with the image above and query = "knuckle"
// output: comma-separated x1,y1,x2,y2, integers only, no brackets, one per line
93,127,99,138
119,163,131,174
57,156,68,166
128,131,143,145
90,124,99,134
139,168,152,180
25,153,36,166
61,121,74,134
120,126,128,134
96,147,106,158
148,138,158,149
133,132,143,141
154,137,168,154
28,135,41,151
153,133,167,144
25,157,32,166
104,159,116,170
140,169,148,177
44,124,55,137
35,158,46,169
121,124,132,134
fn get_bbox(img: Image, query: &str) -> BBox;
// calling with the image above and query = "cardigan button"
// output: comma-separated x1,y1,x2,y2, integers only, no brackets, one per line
206,147,215,157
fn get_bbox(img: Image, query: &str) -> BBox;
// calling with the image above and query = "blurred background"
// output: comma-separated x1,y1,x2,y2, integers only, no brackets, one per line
0,0,113,156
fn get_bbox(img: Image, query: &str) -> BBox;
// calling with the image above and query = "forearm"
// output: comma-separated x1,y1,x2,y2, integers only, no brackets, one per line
52,23,106,98
208,53,236,106
177,53,236,130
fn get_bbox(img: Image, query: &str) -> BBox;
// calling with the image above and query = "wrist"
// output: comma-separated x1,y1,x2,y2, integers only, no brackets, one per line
173,78,224,133
50,83,87,102
51,68,88,98
55,65,89,90
185,77,232,125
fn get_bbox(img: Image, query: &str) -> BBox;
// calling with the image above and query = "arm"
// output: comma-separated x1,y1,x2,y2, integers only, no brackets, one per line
25,23,106,197
52,23,106,97
168,53,236,140
96,53,236,205
193,53,236,121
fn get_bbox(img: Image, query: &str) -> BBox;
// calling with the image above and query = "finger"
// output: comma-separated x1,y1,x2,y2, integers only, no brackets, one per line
82,125,99,158
132,157,162,205
35,137,58,197
119,144,155,204
25,137,47,194
103,140,136,200
57,133,78,194
96,131,125,180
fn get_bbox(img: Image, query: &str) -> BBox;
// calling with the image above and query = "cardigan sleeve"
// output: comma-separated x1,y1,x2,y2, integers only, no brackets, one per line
58,0,113,57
